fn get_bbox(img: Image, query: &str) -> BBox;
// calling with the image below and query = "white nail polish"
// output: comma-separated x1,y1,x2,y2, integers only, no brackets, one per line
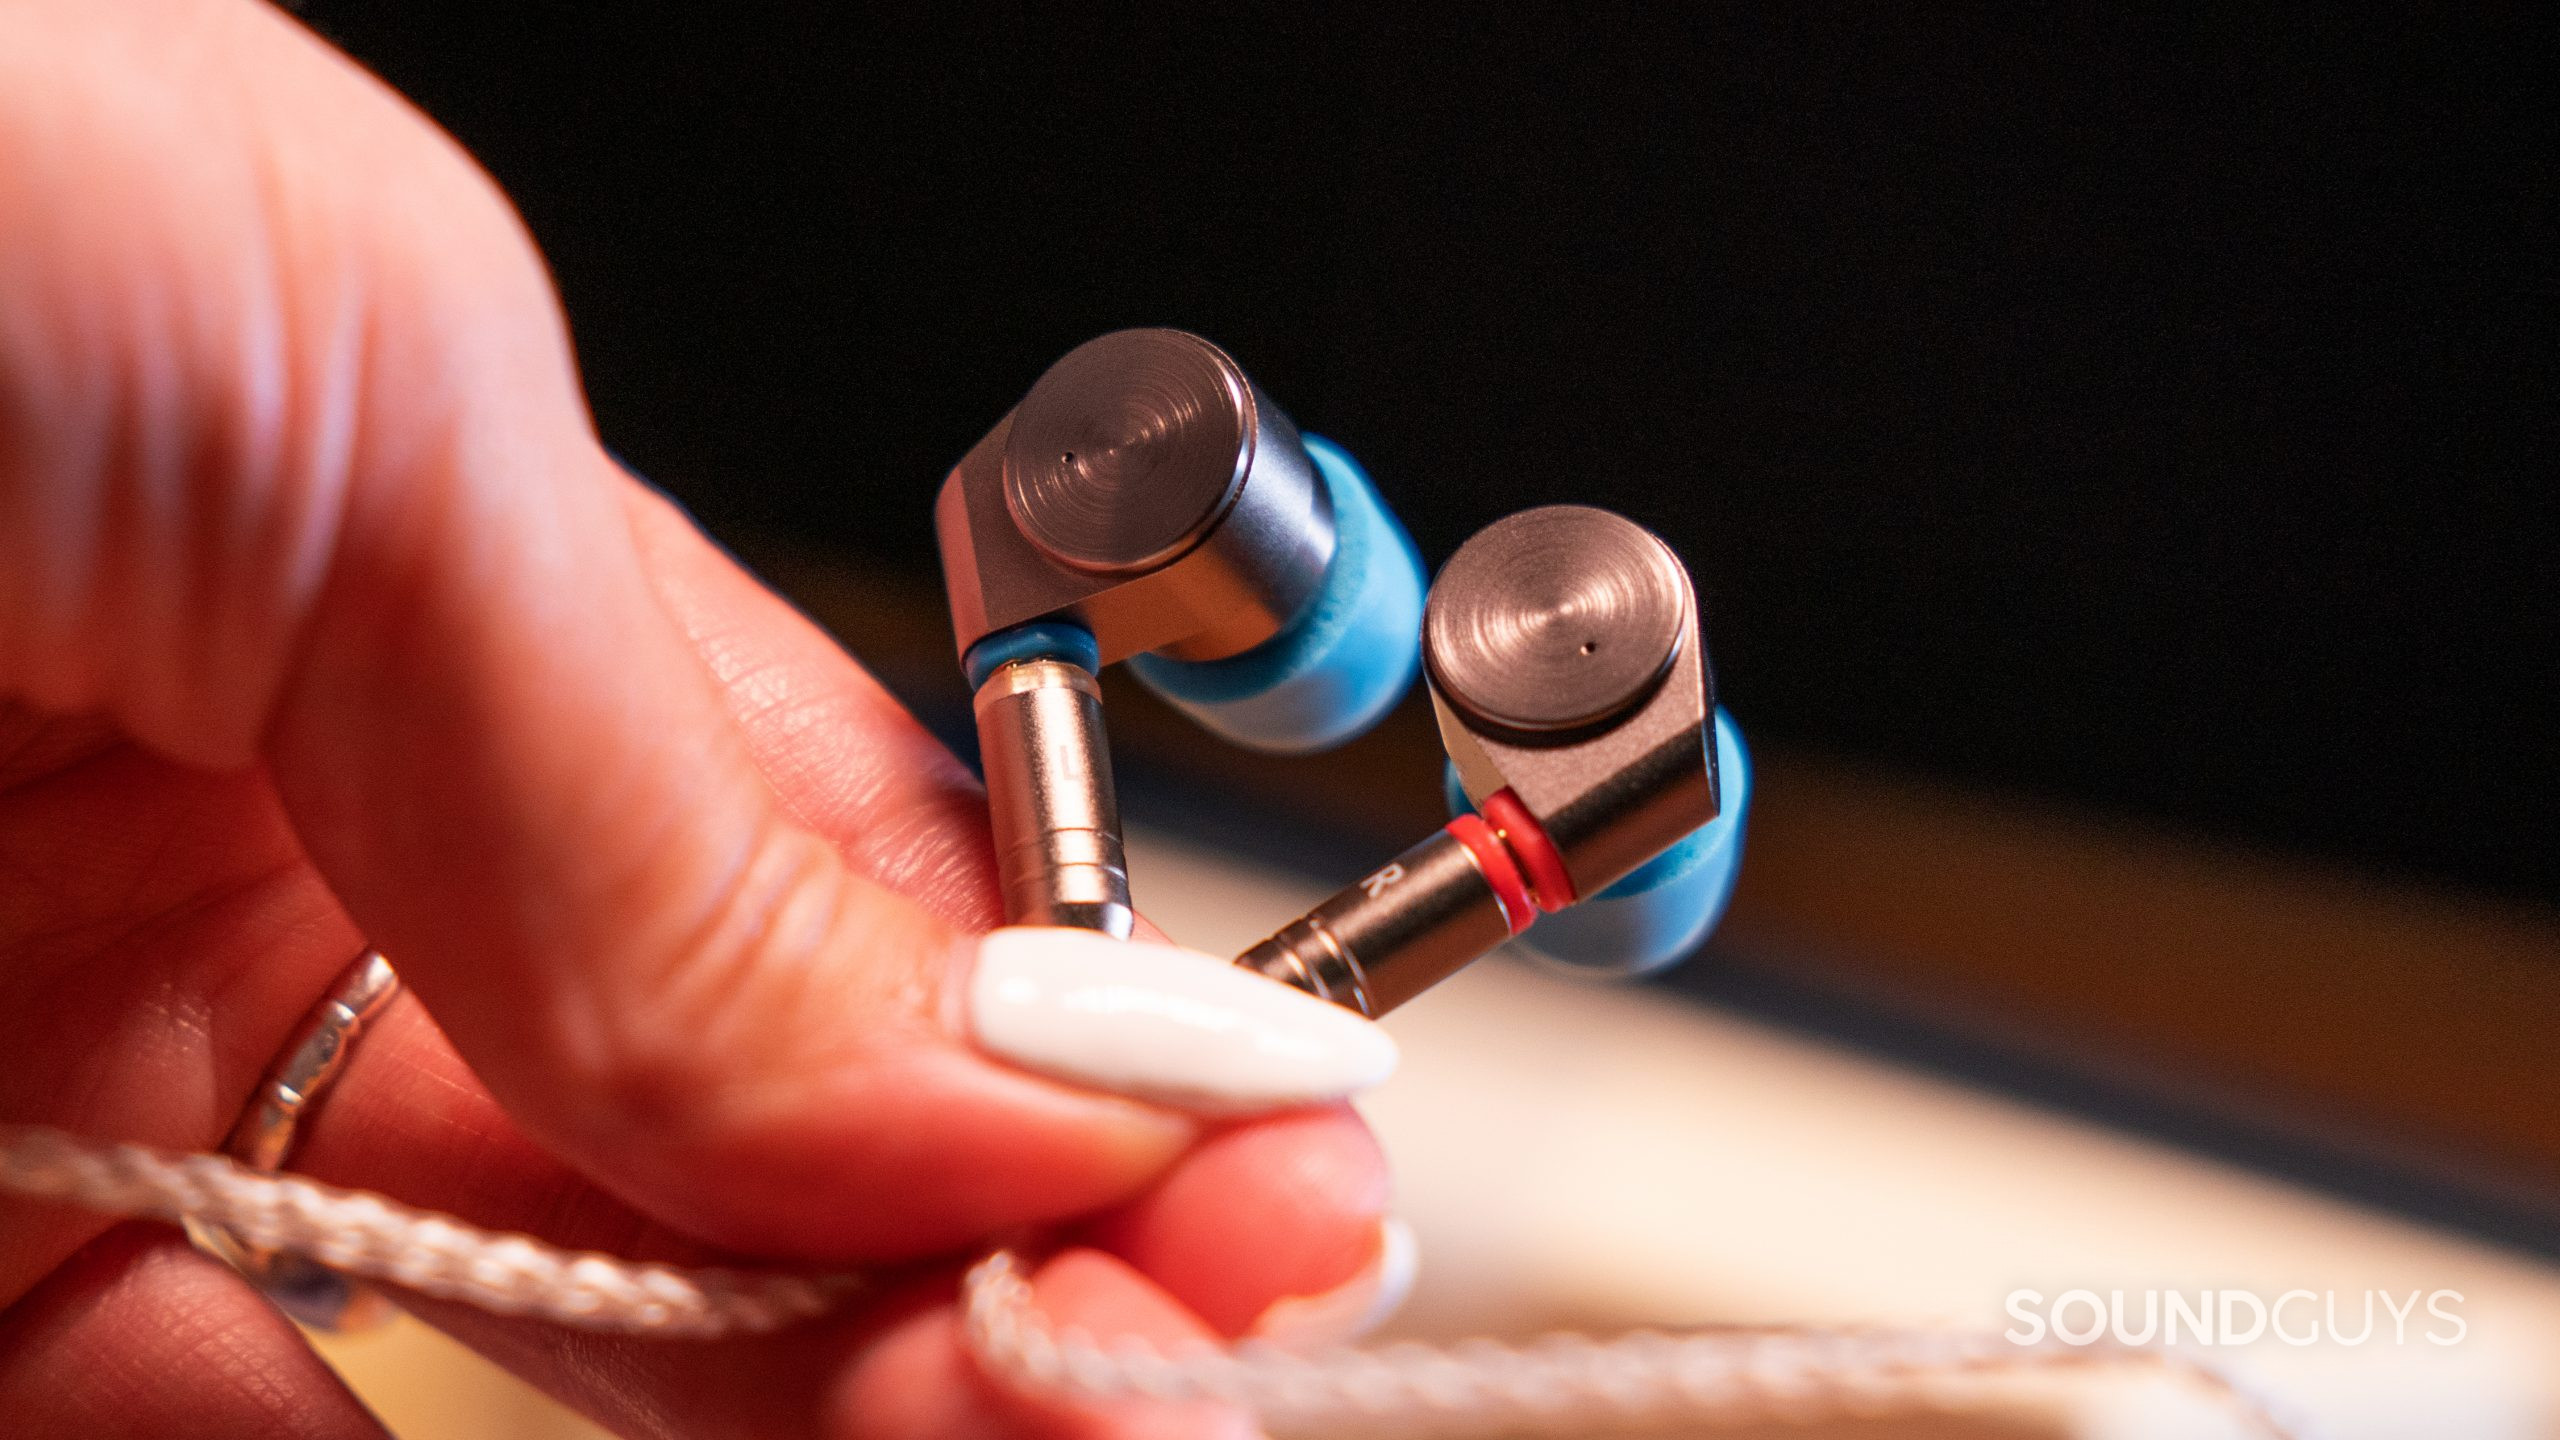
968,926,1398,1114
1250,1218,1419,1351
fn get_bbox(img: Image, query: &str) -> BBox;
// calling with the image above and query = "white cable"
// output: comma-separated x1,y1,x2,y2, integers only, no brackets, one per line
0,1125,856,1337
0,1124,2311,1437
961,1249,2312,1437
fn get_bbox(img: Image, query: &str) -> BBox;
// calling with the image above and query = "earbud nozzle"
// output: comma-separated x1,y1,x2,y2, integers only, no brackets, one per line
1128,436,1425,754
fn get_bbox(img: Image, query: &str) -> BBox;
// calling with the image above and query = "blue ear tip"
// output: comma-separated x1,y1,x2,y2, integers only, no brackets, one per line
1479,711,1751,978
1127,435,1425,753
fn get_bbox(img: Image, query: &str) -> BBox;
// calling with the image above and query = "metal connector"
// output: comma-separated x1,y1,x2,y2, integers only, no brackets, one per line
1235,827,1516,1016
973,658,1133,938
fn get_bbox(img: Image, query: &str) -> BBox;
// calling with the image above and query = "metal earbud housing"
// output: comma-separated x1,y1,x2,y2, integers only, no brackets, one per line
940,328,1404,941
937,328,1339,666
971,648,1134,937
1425,505,1720,901
1237,505,1722,1015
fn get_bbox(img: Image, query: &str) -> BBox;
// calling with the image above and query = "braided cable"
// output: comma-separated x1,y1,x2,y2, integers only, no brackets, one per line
0,1124,2310,1436
0,1125,856,1337
961,1251,2311,1437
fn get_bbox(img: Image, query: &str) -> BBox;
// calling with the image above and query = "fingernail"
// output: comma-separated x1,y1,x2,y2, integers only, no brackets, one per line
967,927,1399,1114
1250,1218,1418,1351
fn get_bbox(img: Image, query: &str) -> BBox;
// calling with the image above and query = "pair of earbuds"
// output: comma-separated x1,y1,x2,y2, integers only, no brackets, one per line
937,329,1748,1016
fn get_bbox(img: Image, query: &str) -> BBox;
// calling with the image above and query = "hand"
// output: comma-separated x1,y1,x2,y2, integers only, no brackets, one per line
0,3,1396,1435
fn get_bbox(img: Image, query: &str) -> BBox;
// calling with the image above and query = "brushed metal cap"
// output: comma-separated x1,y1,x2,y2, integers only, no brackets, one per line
1424,505,1688,735
1003,328,1256,575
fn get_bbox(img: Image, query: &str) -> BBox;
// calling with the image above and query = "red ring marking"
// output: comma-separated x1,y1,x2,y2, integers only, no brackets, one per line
1480,788,1577,911
1445,814,1534,934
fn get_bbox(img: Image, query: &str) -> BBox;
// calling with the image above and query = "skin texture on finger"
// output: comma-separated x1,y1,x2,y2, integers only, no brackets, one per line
0,1224,388,1440
618,486,1002,935
0,0,1204,1257
1081,1109,1390,1337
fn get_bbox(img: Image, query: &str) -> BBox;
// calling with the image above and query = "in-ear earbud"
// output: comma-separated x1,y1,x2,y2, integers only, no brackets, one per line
937,329,1426,936
1234,505,1736,1014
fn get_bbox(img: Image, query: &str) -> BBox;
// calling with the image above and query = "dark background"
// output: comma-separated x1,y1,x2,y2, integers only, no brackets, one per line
300,6,2554,906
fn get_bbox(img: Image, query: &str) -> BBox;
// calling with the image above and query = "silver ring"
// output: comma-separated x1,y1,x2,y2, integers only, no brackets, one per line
192,948,402,1331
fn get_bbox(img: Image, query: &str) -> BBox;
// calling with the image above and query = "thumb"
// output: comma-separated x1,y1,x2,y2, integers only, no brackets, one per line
0,0,1389,1258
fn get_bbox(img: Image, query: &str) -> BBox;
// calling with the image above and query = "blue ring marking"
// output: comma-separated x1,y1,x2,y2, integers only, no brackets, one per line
1127,434,1425,754
1444,709,1751,976
963,620,1101,689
